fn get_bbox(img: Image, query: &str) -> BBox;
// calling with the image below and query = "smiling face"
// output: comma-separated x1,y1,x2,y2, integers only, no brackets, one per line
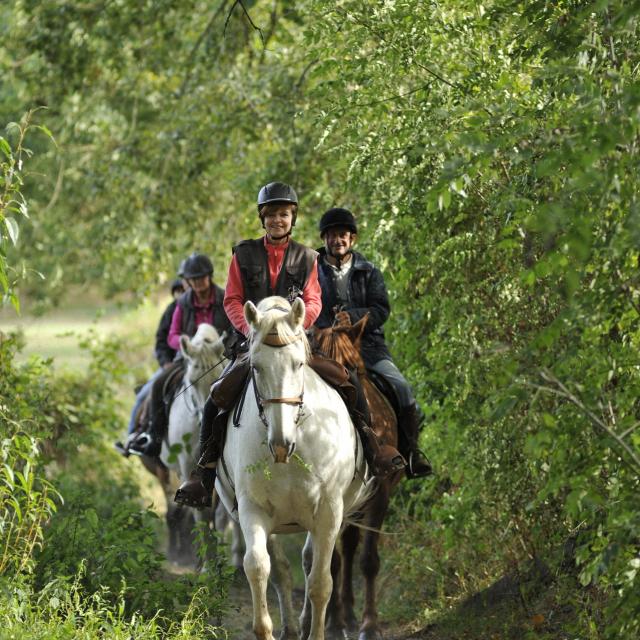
261,203,295,244
324,226,356,261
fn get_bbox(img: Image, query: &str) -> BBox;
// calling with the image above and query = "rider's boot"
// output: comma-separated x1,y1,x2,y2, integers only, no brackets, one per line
174,466,216,509
354,413,406,478
127,426,162,457
127,382,168,457
399,403,433,479
174,396,221,509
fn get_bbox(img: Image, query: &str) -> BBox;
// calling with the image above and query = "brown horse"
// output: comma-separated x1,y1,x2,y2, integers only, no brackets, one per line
313,316,404,640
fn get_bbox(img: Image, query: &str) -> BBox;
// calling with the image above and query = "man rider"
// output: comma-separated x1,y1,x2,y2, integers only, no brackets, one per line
128,252,231,457
315,207,432,479
174,182,405,508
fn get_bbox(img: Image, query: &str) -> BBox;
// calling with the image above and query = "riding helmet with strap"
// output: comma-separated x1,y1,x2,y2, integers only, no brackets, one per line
319,208,358,237
257,182,299,226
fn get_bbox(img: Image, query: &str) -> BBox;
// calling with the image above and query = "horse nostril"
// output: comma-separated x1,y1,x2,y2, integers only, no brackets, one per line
288,442,296,458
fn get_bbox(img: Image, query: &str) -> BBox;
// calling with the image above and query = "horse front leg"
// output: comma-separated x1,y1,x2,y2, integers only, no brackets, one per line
240,505,275,640
325,546,345,639
307,506,343,640
358,489,391,640
267,535,298,640
340,524,360,631
299,533,314,640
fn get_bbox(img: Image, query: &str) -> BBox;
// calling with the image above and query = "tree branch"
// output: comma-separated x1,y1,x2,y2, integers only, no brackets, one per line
326,81,433,117
224,0,264,47
180,0,230,96
522,370,640,473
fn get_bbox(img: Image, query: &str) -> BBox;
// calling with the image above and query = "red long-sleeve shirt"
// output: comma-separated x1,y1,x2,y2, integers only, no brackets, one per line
224,236,322,336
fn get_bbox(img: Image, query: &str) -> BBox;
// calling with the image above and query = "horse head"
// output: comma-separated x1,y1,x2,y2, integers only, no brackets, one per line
313,314,369,374
179,324,227,397
244,295,310,464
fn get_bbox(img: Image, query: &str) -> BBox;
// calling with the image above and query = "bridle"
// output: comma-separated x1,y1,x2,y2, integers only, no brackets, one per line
251,316,306,429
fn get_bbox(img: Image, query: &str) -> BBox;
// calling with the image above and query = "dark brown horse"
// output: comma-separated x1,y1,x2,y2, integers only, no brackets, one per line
313,316,404,640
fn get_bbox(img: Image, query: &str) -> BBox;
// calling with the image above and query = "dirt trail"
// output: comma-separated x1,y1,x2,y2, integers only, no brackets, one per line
219,573,413,640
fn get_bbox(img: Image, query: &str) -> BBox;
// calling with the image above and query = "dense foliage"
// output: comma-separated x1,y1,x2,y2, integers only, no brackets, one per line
1,0,639,637
0,334,229,637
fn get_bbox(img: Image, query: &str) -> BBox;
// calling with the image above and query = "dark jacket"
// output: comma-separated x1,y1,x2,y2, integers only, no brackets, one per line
234,238,317,303
316,248,392,367
154,300,178,367
177,285,233,349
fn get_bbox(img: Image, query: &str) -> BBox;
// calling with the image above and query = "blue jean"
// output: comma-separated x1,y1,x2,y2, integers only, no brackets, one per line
367,357,415,409
126,367,164,435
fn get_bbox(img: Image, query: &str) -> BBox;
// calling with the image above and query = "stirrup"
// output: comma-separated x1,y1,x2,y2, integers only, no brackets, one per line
406,449,433,479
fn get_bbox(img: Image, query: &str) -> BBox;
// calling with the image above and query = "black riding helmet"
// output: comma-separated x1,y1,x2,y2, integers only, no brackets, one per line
319,207,358,237
177,258,188,278
257,182,299,227
182,252,214,279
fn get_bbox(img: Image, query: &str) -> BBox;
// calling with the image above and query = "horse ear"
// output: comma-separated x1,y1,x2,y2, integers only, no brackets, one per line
289,297,305,330
348,314,368,345
244,301,261,329
180,334,193,358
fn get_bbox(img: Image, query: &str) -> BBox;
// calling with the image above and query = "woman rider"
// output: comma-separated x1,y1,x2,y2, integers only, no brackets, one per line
175,182,405,508
128,252,231,457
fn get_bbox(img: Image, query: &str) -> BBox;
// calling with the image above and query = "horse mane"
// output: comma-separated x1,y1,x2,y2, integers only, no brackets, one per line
249,296,311,361
312,314,369,375
313,326,366,375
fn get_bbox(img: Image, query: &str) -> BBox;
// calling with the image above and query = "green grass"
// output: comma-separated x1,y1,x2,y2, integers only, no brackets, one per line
0,296,166,371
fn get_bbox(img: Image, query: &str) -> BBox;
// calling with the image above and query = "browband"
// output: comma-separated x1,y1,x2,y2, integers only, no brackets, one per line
262,332,303,347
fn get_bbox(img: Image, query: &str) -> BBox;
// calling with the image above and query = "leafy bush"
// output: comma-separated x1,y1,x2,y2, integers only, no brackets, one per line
0,332,231,634
0,434,60,576
0,573,225,640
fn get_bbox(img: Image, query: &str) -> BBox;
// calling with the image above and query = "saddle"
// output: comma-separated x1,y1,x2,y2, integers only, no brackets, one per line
130,364,185,435
211,352,353,411
161,364,185,416
199,352,357,466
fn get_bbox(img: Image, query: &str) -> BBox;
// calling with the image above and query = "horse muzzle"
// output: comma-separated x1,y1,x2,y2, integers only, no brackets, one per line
269,441,296,464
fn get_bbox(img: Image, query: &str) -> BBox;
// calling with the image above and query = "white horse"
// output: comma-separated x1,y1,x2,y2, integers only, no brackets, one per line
215,296,371,640
155,323,240,566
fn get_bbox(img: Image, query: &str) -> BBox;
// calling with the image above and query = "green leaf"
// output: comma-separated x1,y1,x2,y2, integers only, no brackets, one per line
4,217,19,245
0,137,11,160
85,508,99,529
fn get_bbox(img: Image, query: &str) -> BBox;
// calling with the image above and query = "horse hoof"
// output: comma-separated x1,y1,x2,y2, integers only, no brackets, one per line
358,629,383,640
279,625,298,640
344,614,359,632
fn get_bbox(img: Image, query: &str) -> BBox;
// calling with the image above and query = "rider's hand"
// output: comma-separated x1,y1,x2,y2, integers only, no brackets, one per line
163,362,173,370
335,310,352,327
